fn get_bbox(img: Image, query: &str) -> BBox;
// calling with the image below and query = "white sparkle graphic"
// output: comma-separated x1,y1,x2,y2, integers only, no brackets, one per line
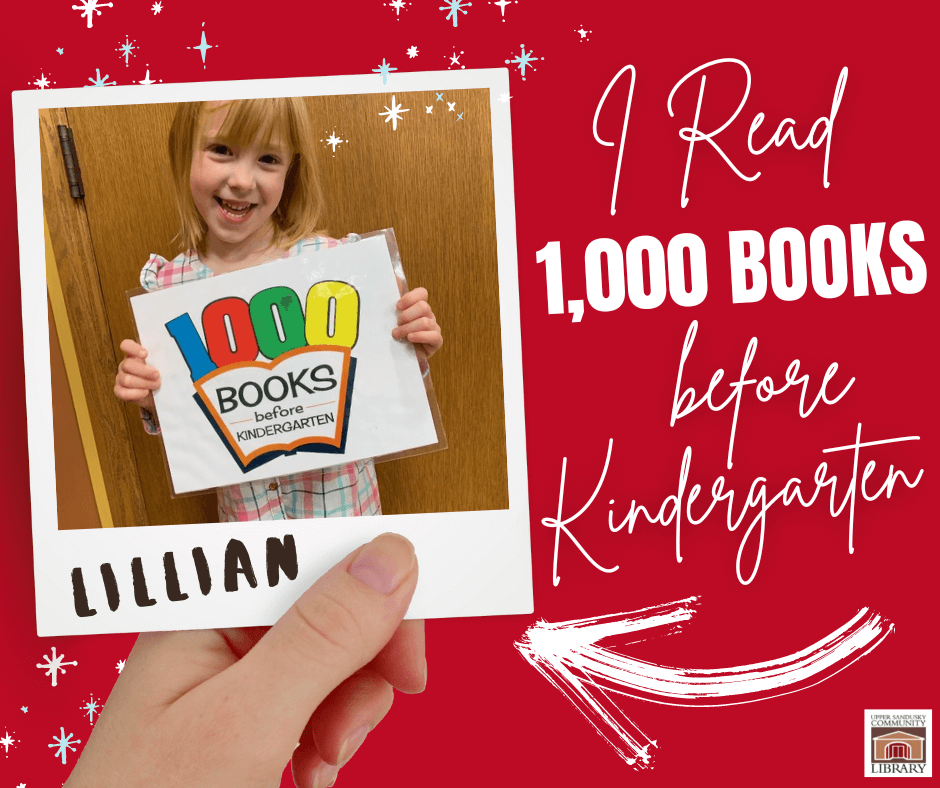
407,45,418,58
137,64,159,84
446,49,465,69
439,0,471,27
20,707,28,713
379,95,410,131
31,72,51,89
116,34,137,67
575,25,592,41
0,730,17,755
152,1,163,12
116,659,126,673
37,647,78,686
72,0,113,28
81,693,101,723
426,105,433,113
320,129,348,157
188,23,216,68
49,728,81,765
56,47,64,54
505,43,543,81
489,0,516,20
498,92,511,102
385,0,409,17
447,101,456,111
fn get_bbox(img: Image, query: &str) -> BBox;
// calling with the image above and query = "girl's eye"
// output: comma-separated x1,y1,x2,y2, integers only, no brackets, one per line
208,143,232,156
260,154,281,165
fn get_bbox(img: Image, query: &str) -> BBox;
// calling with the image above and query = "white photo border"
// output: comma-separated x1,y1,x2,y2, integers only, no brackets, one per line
12,69,532,636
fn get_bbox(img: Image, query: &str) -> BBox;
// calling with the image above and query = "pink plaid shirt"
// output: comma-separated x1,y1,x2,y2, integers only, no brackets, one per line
139,234,382,522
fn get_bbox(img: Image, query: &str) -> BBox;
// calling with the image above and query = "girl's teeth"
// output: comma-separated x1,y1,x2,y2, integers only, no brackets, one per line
219,200,252,218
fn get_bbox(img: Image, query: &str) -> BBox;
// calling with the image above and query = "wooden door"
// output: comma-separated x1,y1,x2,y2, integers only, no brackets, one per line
41,90,508,527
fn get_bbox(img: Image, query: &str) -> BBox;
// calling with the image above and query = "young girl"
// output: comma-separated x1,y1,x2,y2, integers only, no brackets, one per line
113,98,443,522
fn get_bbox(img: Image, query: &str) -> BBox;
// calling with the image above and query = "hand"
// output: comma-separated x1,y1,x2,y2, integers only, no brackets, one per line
65,533,424,788
393,287,443,359
114,339,161,407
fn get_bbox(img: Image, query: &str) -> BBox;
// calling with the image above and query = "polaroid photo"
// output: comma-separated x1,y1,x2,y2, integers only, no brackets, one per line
12,69,532,636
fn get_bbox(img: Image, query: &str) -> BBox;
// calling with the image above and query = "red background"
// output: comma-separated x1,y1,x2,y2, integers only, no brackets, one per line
1,1,936,784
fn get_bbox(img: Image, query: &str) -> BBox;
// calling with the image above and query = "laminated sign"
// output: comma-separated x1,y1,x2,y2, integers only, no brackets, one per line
130,233,441,495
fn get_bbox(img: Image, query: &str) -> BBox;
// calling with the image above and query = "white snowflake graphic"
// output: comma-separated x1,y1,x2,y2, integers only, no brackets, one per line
116,35,137,67
498,92,511,102
72,0,113,29
426,105,433,113
489,0,516,20
379,95,410,131
152,1,163,12
31,72,52,89
37,647,78,686
137,65,159,84
439,0,471,27
372,58,397,85
56,47,64,54
446,49,465,69
49,728,81,765
320,129,348,157
0,730,17,755
575,25,591,42
447,101,456,111
81,693,101,724
20,707,28,713
385,0,409,17
407,45,418,58
189,23,216,69
505,43,543,81
116,659,126,673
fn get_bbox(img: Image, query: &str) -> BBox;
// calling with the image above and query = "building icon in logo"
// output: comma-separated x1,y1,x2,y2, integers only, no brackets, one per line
873,731,926,762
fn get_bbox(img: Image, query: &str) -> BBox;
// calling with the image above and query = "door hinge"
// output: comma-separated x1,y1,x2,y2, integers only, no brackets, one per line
57,125,85,199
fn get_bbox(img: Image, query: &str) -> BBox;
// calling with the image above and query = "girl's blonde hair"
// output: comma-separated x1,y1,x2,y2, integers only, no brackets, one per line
168,98,325,253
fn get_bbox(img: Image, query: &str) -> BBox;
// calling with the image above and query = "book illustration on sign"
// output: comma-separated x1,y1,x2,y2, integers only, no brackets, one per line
165,281,361,472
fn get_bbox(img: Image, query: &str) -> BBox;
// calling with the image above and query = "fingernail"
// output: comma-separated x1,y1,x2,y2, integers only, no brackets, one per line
311,762,338,788
348,533,415,594
337,725,370,766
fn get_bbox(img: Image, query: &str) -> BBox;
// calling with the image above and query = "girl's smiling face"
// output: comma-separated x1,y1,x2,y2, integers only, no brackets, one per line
189,104,293,255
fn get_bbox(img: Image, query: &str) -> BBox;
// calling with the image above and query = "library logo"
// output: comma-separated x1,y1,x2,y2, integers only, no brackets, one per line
865,710,931,777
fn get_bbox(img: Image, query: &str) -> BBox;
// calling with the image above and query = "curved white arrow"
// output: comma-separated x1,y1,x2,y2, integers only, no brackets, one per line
515,597,892,768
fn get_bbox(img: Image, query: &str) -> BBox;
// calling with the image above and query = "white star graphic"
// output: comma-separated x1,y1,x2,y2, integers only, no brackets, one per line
379,95,410,131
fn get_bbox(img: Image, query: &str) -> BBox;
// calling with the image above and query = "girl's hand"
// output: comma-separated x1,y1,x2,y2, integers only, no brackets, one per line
393,287,443,359
64,534,424,788
114,339,161,407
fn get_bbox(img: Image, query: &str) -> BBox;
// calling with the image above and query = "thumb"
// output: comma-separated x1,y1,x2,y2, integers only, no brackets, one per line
222,532,418,740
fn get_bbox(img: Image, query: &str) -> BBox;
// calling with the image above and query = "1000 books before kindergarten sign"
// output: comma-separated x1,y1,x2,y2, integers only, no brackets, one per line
130,234,439,494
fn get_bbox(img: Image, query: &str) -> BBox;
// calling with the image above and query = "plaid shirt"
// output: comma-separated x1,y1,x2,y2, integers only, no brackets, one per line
139,234,382,522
